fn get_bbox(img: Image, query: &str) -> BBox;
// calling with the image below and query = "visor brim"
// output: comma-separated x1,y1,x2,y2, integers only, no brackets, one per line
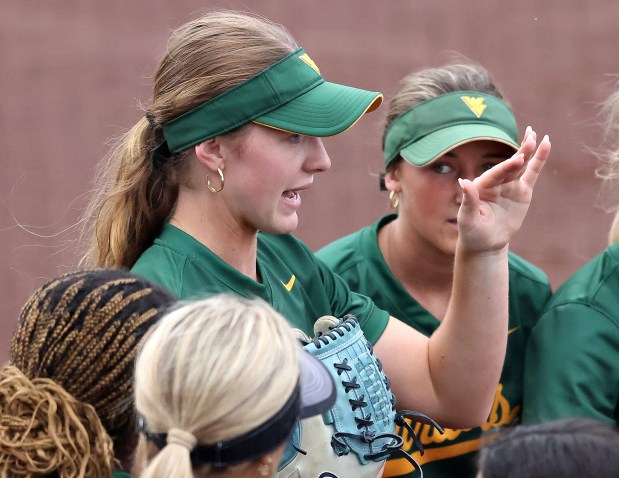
400,124,519,167
298,349,336,419
254,81,382,137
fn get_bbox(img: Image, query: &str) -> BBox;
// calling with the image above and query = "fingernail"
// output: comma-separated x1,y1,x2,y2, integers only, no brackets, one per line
458,178,464,188
543,134,549,141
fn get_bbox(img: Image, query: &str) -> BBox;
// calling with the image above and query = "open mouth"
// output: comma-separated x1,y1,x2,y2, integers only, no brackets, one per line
282,190,300,201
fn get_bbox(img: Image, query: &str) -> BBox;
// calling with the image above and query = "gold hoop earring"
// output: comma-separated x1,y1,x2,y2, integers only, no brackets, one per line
257,456,273,477
389,190,399,209
207,167,225,193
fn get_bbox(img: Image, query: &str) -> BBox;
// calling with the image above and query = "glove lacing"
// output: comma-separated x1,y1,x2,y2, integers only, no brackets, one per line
312,315,444,477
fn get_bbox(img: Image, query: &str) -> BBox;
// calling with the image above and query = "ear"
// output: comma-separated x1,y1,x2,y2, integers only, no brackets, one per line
194,139,224,172
384,162,403,193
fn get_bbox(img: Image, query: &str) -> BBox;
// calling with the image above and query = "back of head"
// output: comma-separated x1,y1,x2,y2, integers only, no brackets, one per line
383,62,505,145
477,418,619,478
80,10,298,269
1,268,175,477
135,294,300,478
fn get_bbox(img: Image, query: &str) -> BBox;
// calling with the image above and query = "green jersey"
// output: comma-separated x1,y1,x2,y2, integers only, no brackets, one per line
316,215,552,478
523,243,619,426
131,223,389,343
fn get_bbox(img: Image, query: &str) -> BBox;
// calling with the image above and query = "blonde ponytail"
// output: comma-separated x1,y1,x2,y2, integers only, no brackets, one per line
595,86,619,244
139,430,196,478
135,294,300,477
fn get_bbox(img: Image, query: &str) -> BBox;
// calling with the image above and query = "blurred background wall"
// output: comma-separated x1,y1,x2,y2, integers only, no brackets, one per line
2,0,618,361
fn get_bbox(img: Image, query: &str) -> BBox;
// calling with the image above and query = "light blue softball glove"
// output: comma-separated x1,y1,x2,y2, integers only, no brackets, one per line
278,315,443,478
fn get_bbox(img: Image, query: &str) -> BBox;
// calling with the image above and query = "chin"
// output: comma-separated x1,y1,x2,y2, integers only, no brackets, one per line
262,216,299,235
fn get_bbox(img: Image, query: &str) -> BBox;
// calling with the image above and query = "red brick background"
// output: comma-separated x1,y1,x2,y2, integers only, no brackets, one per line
2,0,618,361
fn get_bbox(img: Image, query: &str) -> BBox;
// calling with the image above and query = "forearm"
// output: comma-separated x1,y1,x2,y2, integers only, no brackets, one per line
427,244,509,427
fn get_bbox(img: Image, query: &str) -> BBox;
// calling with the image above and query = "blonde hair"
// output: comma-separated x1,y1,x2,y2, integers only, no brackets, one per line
0,269,175,477
383,62,508,154
595,85,619,244
79,10,298,269
134,294,300,478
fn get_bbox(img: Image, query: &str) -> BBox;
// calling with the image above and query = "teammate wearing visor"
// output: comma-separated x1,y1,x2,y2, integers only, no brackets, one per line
318,63,552,478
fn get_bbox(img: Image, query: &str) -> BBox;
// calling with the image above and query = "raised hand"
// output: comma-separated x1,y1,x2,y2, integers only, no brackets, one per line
456,126,551,252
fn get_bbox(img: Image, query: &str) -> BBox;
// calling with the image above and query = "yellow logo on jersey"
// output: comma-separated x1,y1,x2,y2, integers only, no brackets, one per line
281,274,296,292
299,54,320,74
461,96,487,118
385,384,520,476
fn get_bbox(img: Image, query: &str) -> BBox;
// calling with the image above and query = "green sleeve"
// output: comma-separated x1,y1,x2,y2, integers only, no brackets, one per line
522,302,619,425
315,256,389,345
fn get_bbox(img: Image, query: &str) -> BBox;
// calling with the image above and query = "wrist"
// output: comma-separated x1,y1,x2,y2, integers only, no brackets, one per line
456,242,509,260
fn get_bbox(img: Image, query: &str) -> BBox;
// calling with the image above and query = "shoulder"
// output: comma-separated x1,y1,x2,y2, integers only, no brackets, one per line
542,244,619,324
316,229,366,270
132,243,186,297
317,216,392,274
507,252,550,286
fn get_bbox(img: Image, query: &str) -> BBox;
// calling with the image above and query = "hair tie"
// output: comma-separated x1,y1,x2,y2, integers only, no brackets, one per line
167,428,198,451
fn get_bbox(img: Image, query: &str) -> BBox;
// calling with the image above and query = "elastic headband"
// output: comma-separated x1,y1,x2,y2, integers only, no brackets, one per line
150,48,382,161
140,383,301,467
383,91,519,168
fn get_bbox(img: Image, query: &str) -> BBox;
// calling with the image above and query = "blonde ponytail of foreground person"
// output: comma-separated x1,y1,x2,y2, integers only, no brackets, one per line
134,295,311,478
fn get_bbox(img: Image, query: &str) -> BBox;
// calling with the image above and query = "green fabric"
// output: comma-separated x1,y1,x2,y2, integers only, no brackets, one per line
383,91,519,168
160,47,382,153
112,472,132,478
316,214,552,478
523,243,619,426
131,223,389,344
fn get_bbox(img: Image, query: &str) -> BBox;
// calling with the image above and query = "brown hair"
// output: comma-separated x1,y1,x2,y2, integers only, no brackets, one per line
79,10,298,269
0,269,175,477
477,418,619,478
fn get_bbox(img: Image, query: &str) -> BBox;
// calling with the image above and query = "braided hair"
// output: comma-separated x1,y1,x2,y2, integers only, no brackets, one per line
0,268,176,478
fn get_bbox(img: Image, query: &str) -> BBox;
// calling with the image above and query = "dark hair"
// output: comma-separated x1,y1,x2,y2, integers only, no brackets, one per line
0,268,176,477
477,418,619,478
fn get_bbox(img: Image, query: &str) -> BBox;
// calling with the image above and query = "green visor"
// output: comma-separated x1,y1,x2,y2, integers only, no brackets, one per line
156,48,382,156
383,91,519,168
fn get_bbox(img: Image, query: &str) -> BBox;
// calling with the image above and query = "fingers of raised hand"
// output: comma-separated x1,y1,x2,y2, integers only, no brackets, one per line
518,128,538,163
521,135,551,189
474,153,525,190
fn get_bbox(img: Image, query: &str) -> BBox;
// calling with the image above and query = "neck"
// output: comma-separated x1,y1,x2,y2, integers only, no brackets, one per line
171,191,259,281
378,217,454,320
113,431,137,474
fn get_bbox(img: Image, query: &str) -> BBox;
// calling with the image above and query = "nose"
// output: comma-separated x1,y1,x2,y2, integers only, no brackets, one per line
459,166,479,182
304,137,331,173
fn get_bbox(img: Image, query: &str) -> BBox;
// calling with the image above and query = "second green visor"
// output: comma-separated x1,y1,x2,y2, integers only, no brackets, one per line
383,91,520,169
